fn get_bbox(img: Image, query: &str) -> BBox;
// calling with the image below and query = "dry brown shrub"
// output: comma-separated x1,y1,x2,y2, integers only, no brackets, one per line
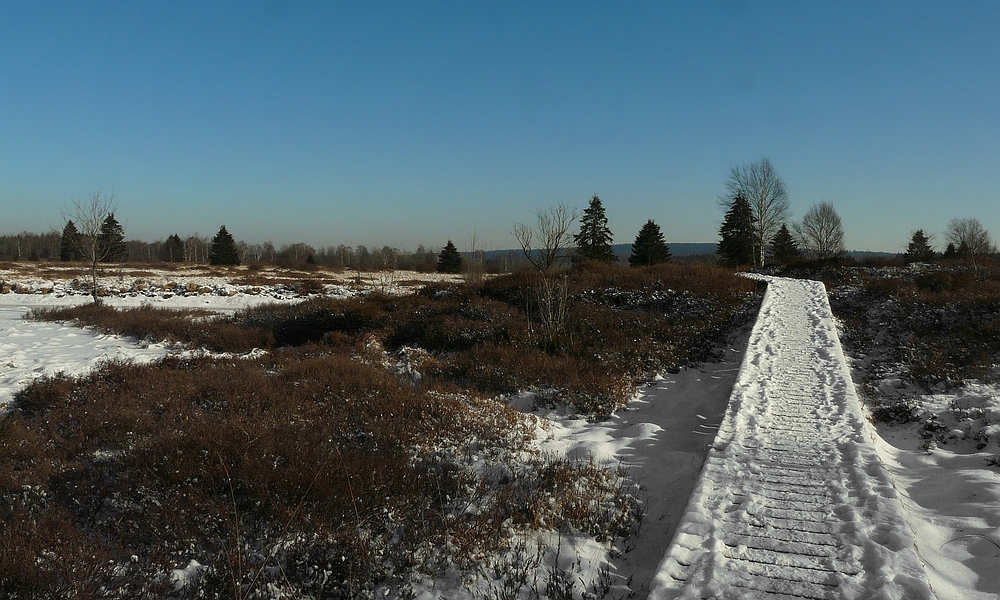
28,304,274,353
3,260,763,594
4,355,481,594
829,264,1000,389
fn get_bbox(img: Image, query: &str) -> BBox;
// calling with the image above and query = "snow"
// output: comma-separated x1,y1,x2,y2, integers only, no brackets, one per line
0,303,172,411
649,277,934,599
170,559,205,591
865,384,1000,600
396,344,748,599
5,267,1000,598
527,337,749,595
0,264,466,312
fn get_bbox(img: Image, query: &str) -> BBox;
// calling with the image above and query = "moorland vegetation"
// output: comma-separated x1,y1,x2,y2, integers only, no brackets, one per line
3,261,762,598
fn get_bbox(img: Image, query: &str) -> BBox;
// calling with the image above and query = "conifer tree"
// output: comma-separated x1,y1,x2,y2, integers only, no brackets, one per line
629,220,671,267
942,242,959,260
210,225,241,266
717,192,756,267
96,213,126,262
723,158,790,266
60,220,81,261
769,223,801,264
572,195,616,264
162,234,185,262
436,240,462,273
905,230,935,263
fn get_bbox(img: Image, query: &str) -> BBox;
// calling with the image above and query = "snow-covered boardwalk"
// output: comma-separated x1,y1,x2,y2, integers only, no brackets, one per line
649,277,935,600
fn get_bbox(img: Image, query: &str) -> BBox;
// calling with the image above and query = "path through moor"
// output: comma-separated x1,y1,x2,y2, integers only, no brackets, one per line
648,277,935,600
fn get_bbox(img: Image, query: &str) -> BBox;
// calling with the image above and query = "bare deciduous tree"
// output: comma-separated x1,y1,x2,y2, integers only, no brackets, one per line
723,158,791,266
62,188,121,303
464,225,485,287
512,203,579,272
945,217,994,274
530,273,570,347
794,201,845,260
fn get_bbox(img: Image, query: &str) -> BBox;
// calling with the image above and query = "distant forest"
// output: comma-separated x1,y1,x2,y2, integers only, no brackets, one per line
0,231,721,272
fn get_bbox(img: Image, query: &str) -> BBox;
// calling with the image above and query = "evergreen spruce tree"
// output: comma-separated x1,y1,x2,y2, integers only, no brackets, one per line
769,223,801,264
436,240,462,273
162,234,185,262
942,242,959,260
96,213,126,262
60,220,81,261
629,220,671,267
209,226,241,266
572,195,616,264
717,192,756,267
905,230,935,262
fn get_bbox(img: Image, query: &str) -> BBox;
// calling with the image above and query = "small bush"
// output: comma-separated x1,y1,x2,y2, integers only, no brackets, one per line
1,351,643,596
830,264,1000,389
870,398,922,424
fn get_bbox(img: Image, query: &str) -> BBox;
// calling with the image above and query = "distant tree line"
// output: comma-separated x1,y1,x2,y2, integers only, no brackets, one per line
714,157,996,269
2,181,993,275
904,218,996,273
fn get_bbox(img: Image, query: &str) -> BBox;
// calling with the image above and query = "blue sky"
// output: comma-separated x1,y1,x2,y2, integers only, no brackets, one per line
2,1,998,253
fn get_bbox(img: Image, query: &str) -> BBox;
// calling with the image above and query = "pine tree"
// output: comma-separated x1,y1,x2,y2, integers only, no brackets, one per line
769,223,801,264
161,234,185,262
717,192,756,267
436,240,462,273
905,230,935,263
210,226,241,266
942,243,959,260
629,220,671,267
60,220,81,261
96,213,126,262
572,195,616,264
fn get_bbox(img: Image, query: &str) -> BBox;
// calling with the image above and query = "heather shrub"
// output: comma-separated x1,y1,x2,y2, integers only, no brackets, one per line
28,263,763,418
1,262,777,594
1,349,644,596
828,263,1000,390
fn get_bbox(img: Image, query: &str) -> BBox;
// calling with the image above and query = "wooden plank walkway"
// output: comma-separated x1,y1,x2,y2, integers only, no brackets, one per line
648,277,935,600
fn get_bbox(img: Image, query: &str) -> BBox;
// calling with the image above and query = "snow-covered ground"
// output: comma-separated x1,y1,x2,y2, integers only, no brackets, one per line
864,384,1000,600
0,305,172,411
0,263,465,311
527,336,749,596
0,270,748,597
5,268,1000,598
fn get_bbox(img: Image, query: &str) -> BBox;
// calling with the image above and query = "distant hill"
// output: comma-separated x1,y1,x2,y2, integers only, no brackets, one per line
484,243,717,261
612,242,717,257
845,250,899,259
482,245,898,262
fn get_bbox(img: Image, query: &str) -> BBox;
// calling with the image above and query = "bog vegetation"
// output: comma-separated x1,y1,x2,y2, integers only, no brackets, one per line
773,260,1000,424
2,261,762,598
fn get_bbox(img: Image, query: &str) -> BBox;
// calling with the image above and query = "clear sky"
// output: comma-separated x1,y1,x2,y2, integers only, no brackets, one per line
2,1,998,253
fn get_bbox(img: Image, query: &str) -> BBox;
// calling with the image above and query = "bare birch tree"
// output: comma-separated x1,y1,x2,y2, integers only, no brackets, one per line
723,159,791,266
945,217,994,275
794,201,845,260
464,225,485,287
512,203,578,272
62,189,120,303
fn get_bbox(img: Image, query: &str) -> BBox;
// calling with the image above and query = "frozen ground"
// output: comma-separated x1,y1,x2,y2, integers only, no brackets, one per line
526,333,749,596
0,270,748,598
